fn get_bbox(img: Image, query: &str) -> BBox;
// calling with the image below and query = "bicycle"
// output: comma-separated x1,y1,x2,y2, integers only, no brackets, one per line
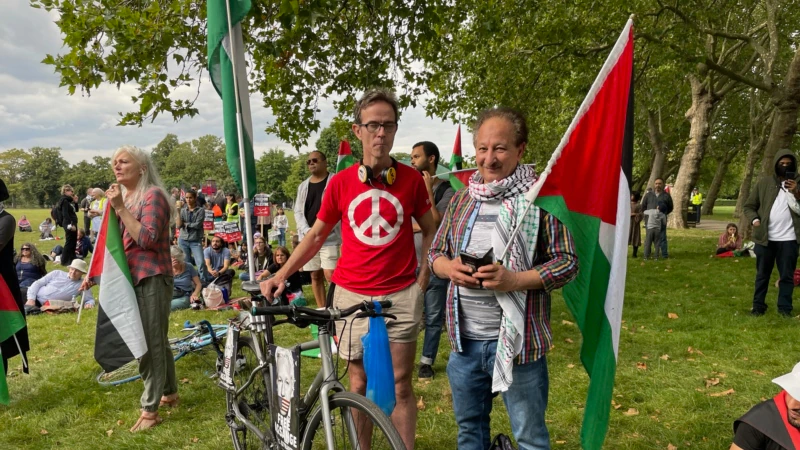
96,320,227,386
219,281,406,450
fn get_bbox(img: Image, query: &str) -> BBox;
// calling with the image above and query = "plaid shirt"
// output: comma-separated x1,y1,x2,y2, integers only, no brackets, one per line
428,188,578,364
121,187,172,285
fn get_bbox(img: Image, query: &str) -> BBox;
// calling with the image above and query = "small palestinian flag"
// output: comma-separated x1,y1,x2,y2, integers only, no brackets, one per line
88,205,147,372
448,125,470,189
336,140,356,173
0,274,26,405
531,18,634,450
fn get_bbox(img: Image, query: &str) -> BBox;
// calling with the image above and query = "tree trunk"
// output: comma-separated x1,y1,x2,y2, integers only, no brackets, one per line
760,46,800,175
646,109,667,189
668,76,716,229
702,149,737,215
736,92,773,239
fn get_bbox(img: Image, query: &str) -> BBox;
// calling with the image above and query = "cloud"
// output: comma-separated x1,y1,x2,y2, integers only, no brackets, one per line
1,0,474,165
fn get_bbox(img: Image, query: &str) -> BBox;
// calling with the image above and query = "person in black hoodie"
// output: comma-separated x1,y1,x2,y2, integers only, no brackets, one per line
57,184,79,267
0,178,30,376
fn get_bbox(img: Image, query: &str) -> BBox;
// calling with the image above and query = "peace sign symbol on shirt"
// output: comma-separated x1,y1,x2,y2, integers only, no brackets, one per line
347,189,404,246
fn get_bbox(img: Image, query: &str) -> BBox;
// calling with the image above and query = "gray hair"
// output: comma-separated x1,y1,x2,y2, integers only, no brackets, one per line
111,145,175,219
354,88,399,124
92,188,104,197
472,107,529,147
61,184,74,195
170,245,185,264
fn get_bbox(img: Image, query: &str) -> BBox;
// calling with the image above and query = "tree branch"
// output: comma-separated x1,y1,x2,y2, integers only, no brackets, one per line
706,57,772,93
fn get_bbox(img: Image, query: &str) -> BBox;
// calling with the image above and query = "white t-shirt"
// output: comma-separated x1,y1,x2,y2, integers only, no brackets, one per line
768,186,796,242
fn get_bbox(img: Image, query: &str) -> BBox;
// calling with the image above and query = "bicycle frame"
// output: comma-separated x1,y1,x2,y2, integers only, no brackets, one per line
221,301,360,450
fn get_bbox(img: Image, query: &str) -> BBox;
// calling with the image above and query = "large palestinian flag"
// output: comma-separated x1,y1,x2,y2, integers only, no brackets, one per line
89,206,147,372
208,0,257,198
0,274,25,405
529,19,634,449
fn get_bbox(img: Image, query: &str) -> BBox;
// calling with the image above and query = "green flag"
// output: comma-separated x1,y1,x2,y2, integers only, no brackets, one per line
207,0,257,198
336,140,356,173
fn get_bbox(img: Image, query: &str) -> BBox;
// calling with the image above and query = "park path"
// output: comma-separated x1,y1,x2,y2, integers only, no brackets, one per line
694,218,728,232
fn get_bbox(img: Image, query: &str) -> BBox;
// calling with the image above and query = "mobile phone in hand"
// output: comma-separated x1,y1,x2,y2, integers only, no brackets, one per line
787,171,796,180
459,248,495,273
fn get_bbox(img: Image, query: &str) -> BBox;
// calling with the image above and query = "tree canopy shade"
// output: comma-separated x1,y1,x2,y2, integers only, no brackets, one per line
31,0,443,149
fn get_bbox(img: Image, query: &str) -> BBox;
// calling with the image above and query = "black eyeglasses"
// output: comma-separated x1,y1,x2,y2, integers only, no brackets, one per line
306,158,321,165
358,121,398,133
21,247,31,251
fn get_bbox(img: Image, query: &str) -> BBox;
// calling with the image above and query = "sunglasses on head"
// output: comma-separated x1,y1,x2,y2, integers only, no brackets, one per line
306,158,320,165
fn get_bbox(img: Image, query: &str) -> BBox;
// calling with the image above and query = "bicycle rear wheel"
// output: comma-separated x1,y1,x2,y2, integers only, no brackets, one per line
228,336,272,450
302,392,406,450
96,349,187,386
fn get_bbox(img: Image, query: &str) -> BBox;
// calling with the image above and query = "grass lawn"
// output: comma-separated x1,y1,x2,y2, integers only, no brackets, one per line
3,208,799,449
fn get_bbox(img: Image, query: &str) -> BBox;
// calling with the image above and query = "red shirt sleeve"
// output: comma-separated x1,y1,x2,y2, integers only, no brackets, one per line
317,174,342,225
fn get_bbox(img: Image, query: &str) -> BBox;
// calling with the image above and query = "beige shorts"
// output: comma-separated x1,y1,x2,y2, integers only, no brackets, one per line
333,282,423,361
303,245,339,272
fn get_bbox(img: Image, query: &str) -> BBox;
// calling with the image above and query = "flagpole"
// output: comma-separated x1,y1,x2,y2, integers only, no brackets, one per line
76,290,86,324
224,0,256,284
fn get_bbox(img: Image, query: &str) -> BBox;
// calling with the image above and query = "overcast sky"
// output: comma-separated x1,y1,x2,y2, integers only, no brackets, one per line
1,0,474,165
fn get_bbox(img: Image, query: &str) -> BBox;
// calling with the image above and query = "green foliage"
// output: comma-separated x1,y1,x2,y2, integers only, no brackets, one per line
62,156,115,198
161,135,234,191
254,148,296,203
31,0,445,148
151,134,180,176
0,149,31,206
19,147,69,207
281,154,308,202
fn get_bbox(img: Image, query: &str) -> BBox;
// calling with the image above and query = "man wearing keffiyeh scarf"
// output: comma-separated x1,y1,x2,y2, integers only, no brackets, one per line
429,108,578,450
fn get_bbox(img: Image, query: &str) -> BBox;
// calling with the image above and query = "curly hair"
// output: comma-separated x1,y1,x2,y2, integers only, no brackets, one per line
14,243,47,275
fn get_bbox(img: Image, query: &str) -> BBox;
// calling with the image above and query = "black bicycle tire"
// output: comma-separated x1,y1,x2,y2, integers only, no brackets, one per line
228,336,272,450
96,349,187,386
301,391,406,450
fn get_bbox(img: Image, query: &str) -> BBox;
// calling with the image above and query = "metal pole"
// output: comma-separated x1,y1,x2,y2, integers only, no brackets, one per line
224,0,256,283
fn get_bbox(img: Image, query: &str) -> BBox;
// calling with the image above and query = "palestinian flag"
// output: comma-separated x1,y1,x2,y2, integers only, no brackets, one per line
208,0,257,198
448,125,471,189
0,274,25,405
530,19,634,450
336,140,356,172
89,206,147,373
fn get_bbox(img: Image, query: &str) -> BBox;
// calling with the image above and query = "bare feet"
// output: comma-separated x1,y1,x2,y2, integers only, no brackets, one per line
130,410,162,432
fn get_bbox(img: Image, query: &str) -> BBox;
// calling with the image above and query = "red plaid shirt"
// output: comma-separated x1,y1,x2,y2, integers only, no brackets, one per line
120,187,172,285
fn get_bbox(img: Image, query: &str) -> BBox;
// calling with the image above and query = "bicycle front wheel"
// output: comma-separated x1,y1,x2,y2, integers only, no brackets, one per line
228,336,271,450
302,392,406,450
96,349,187,386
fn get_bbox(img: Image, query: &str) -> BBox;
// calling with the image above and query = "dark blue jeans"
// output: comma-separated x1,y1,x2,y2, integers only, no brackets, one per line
178,238,206,281
447,338,550,450
753,240,798,314
659,221,669,258
420,274,449,366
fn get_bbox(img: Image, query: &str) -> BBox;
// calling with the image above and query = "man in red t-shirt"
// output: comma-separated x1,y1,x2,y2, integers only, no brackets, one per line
261,88,435,449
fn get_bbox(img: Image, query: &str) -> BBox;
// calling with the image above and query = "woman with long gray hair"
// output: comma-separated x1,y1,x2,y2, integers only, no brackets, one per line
83,145,177,431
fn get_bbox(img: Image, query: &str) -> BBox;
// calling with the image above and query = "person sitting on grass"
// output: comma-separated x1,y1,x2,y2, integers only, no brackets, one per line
39,218,54,240
76,228,93,259
25,259,94,313
256,246,306,306
17,215,32,232
14,243,47,299
170,245,202,311
203,235,235,289
239,235,273,282
731,361,800,450
717,223,744,255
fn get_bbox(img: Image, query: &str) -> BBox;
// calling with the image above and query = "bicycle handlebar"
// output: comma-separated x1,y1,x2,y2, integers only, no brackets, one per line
251,300,392,321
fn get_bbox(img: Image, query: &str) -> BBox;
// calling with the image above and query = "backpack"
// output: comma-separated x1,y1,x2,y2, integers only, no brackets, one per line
433,180,453,206
51,199,63,226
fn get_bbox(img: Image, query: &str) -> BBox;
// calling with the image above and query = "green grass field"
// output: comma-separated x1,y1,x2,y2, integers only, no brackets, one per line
3,208,799,449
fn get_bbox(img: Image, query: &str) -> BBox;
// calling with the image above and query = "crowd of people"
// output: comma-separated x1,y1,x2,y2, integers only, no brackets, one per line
1,87,799,449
